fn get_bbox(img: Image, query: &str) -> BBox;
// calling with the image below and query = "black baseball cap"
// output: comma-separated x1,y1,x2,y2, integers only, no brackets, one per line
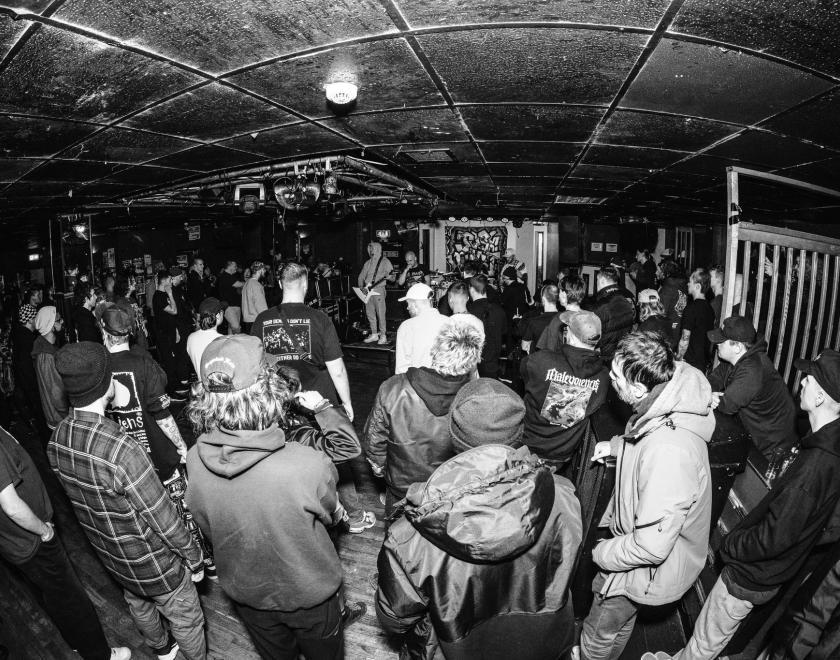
198,297,228,316
707,315,756,345
795,350,840,402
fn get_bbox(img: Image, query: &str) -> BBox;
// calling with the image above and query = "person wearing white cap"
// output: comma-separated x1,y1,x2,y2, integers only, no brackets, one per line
31,306,69,431
394,283,448,374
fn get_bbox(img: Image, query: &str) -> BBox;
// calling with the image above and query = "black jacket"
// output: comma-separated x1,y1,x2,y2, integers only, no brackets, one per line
363,368,470,499
467,298,507,377
659,276,688,347
721,417,840,594
500,282,530,328
589,285,635,362
376,445,582,660
285,402,361,464
707,339,797,458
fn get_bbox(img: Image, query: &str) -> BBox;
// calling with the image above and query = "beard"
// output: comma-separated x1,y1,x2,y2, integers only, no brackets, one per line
614,384,637,406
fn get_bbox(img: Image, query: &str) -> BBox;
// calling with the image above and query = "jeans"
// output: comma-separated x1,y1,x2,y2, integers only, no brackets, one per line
336,461,363,518
673,575,753,660
225,305,242,334
580,572,639,660
234,591,344,660
17,535,111,660
365,294,386,335
123,568,207,660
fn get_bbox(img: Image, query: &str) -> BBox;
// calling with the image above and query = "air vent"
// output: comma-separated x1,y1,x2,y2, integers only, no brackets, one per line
554,195,607,205
398,149,457,163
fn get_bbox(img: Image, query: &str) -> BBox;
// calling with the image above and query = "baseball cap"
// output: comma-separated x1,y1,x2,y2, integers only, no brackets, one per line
101,304,132,336
168,266,184,277
200,335,265,393
795,350,840,402
398,283,433,302
707,315,756,345
198,297,228,316
637,289,660,304
559,310,601,346
18,303,37,325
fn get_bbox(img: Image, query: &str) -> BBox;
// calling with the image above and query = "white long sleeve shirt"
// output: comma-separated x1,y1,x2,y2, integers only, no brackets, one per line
394,308,448,374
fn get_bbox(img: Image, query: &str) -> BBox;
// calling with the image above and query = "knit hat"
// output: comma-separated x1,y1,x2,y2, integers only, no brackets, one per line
18,303,37,325
55,342,111,407
34,306,57,336
201,335,265,392
449,378,525,452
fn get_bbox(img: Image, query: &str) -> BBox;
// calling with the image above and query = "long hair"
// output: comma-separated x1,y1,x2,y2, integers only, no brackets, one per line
638,299,665,322
186,364,293,435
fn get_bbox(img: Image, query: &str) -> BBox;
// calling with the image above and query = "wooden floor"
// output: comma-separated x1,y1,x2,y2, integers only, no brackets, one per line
0,351,685,659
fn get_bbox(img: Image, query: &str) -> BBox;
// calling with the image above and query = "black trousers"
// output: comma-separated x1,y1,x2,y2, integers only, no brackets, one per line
234,591,344,660
17,535,110,660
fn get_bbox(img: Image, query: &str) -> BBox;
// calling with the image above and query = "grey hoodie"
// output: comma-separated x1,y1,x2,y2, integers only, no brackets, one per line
358,242,393,293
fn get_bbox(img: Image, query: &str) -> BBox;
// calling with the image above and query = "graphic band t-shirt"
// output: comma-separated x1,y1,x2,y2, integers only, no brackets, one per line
680,298,715,372
107,347,180,481
402,266,426,286
251,303,343,404
0,426,53,564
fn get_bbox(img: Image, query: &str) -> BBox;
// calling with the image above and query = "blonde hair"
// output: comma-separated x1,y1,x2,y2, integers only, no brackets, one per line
430,316,485,376
638,299,665,322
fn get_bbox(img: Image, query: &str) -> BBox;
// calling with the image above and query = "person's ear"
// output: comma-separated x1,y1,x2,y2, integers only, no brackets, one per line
630,382,648,400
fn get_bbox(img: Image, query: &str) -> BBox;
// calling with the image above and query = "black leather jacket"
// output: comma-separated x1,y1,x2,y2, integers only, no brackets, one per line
590,285,635,362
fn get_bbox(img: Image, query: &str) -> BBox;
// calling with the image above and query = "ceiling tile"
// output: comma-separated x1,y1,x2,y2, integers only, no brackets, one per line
581,144,686,169
148,145,265,171
596,110,740,150
706,131,832,169
480,141,582,163
0,26,199,122
217,123,356,159
419,28,647,104
570,163,652,182
672,0,840,77
322,108,465,144
621,39,833,124
55,0,396,75
103,165,199,186
21,159,120,182
0,116,99,158
776,158,840,191
489,163,571,177
0,158,44,181
374,142,483,163
400,0,670,28
123,84,295,141
230,39,444,117
460,105,604,141
494,176,563,187
763,90,840,151
74,128,197,163
399,162,489,178
1,16,30,62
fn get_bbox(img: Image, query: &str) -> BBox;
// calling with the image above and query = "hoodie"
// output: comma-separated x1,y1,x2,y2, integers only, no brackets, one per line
364,369,470,500
358,242,393,293
31,336,68,429
520,344,610,464
376,445,582,660
185,424,343,610
593,361,714,605
707,338,797,458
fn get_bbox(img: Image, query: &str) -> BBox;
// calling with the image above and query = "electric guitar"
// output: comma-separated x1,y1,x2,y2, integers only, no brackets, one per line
353,269,394,304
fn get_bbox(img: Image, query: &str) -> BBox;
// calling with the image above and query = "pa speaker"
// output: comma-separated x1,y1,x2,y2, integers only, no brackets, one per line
557,216,580,264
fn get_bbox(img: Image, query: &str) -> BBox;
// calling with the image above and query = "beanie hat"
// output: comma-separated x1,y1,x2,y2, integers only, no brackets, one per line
18,303,37,325
449,378,525,452
55,342,111,407
34,306,57,336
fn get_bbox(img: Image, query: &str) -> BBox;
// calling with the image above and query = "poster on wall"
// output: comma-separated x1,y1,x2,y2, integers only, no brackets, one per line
187,225,201,241
104,248,116,269
590,242,603,252
445,226,507,275
605,243,618,253
143,254,152,267
176,254,189,268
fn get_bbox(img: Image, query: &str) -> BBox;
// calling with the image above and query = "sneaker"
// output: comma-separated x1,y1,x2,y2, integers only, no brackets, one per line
152,634,179,660
641,654,672,660
347,510,376,533
341,601,367,628
110,649,131,660
204,562,218,580
570,645,580,660
377,335,389,345
363,333,379,343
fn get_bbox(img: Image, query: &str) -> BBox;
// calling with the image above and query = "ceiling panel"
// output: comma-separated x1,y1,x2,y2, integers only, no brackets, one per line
569,163,652,182
776,158,840,191
581,145,687,169
122,84,295,140
672,0,840,77
400,0,670,28
0,159,43,181
1,16,30,61
0,26,200,122
488,163,570,177
217,123,356,159
230,39,444,117
762,90,840,151
460,105,604,142
148,145,265,171
705,131,832,169
494,176,563,187
668,154,735,178
596,110,740,150
54,0,396,75
398,163,489,178
0,116,99,158
621,39,833,124
321,108,465,144
480,141,582,163
21,159,121,182
375,142,483,163
100,165,199,186
419,28,647,104
74,129,197,163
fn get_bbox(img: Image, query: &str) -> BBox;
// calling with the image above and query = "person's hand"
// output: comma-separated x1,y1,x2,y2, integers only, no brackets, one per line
591,441,612,464
342,402,354,422
711,392,722,410
191,568,204,582
368,459,385,478
40,521,55,542
295,391,327,411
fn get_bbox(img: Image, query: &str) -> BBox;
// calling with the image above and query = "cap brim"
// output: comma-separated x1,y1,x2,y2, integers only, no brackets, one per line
707,328,727,344
794,357,815,375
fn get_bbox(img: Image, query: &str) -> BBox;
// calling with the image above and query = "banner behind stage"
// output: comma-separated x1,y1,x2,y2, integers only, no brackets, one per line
445,226,507,275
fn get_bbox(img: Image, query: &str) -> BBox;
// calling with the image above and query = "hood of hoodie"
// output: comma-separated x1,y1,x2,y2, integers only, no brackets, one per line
31,334,57,357
742,336,769,361
406,367,471,416
558,343,604,376
404,444,555,563
368,242,383,259
627,361,714,441
197,423,286,478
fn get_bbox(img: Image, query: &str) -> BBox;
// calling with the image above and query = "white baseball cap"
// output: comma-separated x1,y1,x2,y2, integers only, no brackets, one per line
398,283,433,301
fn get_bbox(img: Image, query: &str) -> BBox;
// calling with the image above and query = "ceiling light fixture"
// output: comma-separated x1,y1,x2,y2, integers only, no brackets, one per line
324,82,357,106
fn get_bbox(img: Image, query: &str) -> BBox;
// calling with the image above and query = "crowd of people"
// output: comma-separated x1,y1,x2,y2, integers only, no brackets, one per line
0,241,838,660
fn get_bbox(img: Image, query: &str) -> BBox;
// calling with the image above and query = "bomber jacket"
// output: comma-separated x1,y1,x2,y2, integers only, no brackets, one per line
31,336,68,430
376,445,582,660
707,338,797,458
594,361,714,606
285,401,361,464
589,285,635,362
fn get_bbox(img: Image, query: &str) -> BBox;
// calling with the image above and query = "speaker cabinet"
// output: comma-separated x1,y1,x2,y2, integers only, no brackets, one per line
557,216,580,264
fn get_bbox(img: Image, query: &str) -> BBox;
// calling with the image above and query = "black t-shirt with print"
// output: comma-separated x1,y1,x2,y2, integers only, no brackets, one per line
402,265,426,286
152,290,177,339
251,303,344,404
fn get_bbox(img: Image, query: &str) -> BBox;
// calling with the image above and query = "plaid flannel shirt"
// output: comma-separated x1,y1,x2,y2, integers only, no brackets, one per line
48,409,202,597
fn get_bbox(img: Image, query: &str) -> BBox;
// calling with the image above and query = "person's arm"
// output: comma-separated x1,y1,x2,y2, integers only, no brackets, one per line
162,287,177,316
145,358,187,461
312,454,341,527
36,355,69,427
362,384,391,476
325,357,353,421
286,393,362,463
156,415,188,462
232,280,244,290
255,282,268,315
706,361,729,392
594,444,701,570
0,483,54,540
375,539,430,637
714,365,761,415
394,323,411,374
677,329,691,360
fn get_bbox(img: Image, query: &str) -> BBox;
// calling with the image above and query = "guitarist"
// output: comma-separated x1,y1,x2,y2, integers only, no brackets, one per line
358,241,393,345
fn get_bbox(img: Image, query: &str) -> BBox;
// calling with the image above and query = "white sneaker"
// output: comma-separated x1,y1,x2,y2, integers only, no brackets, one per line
377,335,389,345
155,639,179,660
110,649,131,660
363,333,379,343
570,645,580,660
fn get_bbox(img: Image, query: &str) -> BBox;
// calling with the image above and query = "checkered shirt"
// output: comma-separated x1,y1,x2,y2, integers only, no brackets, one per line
48,409,202,597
